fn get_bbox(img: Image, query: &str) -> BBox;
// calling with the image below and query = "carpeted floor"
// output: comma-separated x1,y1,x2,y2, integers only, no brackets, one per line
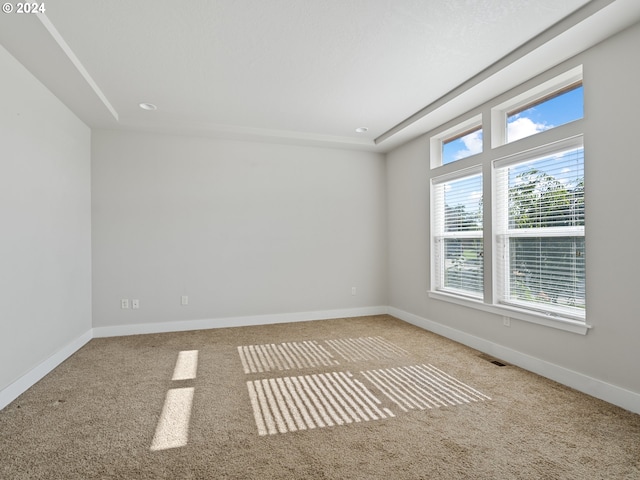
1,315,639,479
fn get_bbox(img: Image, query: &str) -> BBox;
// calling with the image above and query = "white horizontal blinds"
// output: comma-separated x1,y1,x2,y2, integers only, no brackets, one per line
507,237,585,314
507,147,584,230
495,142,585,319
433,172,483,298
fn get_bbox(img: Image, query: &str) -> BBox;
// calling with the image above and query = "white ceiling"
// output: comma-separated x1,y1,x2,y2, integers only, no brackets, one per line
1,0,639,152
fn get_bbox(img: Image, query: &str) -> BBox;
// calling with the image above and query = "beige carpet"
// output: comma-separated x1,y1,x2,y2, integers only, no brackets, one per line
1,315,639,479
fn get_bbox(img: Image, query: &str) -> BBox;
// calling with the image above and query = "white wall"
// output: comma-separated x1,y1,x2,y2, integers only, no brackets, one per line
0,45,92,401
91,130,387,330
386,22,640,399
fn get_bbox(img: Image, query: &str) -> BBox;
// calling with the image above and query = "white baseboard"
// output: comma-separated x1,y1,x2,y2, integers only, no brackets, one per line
4,306,638,417
92,306,389,338
1,307,387,411
388,306,640,415
0,330,93,411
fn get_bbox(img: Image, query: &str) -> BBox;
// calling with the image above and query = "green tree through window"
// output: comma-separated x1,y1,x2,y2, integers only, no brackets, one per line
504,149,585,313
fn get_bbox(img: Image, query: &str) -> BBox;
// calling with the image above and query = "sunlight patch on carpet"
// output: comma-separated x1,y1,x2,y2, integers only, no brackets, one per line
247,371,394,436
150,387,194,451
151,350,199,451
238,341,339,374
362,364,491,412
238,336,408,374
172,350,199,380
325,336,409,362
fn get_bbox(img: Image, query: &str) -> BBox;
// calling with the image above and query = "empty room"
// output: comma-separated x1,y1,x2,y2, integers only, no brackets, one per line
1,1,639,478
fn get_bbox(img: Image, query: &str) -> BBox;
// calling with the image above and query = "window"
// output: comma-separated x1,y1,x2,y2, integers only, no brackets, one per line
442,126,483,165
432,169,483,298
431,115,482,167
491,65,583,148
506,82,583,143
429,67,587,332
494,137,585,319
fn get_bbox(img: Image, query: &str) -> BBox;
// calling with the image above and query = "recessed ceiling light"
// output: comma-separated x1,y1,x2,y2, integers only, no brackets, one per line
139,102,157,111
355,127,368,133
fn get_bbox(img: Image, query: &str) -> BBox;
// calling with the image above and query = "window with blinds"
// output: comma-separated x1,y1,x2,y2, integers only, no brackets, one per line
432,170,483,298
429,67,586,331
494,137,585,319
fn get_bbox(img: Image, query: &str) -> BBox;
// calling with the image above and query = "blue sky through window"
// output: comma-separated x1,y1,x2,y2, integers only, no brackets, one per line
441,85,583,165
442,128,483,165
507,85,583,143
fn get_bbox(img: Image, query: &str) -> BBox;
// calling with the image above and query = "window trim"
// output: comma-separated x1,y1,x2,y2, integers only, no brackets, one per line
492,135,584,170
428,290,590,335
431,165,484,299
491,66,583,148
429,67,589,334
492,136,585,321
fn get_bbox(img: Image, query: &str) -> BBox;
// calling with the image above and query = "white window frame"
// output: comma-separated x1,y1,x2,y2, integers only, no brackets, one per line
431,166,483,300
429,66,589,335
493,136,585,321
491,66,583,148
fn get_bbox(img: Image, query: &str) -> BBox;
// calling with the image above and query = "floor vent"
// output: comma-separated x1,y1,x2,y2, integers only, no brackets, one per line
478,353,509,367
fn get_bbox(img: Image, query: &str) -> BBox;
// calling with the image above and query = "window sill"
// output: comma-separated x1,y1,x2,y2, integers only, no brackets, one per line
428,290,591,335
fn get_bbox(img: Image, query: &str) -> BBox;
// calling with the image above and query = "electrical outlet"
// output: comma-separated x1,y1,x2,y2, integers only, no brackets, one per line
503,316,511,327
351,287,357,296
132,299,140,309
121,299,129,309
181,295,189,306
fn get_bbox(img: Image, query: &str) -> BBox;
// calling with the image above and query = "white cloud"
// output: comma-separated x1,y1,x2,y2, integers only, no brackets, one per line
507,116,550,142
454,130,483,160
